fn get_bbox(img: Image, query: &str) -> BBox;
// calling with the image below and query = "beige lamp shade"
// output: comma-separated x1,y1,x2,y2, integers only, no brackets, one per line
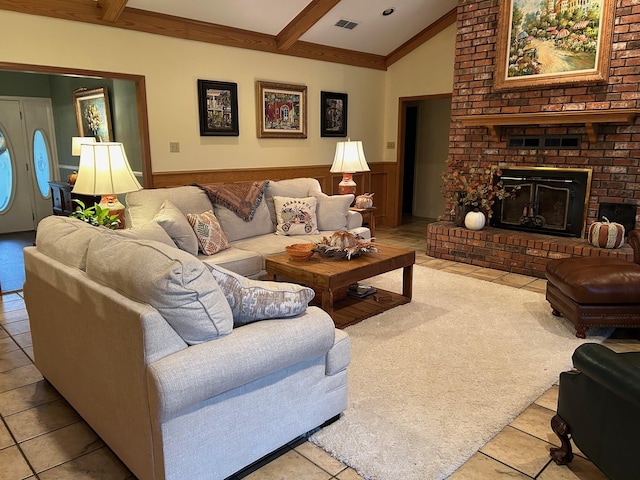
330,139,369,196
330,140,370,174
72,142,142,196
71,137,96,156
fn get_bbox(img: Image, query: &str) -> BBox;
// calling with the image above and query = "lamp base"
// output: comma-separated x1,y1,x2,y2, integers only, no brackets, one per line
99,194,125,229
338,173,357,196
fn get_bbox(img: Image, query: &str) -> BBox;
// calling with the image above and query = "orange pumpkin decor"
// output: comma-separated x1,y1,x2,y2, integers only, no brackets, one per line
588,216,625,249
68,171,78,185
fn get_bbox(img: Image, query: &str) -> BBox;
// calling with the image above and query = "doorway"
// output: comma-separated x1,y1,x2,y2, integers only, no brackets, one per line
0,97,57,234
397,94,452,224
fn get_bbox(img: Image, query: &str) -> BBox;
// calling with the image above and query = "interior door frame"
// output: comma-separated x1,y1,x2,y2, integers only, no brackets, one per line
394,93,452,226
0,61,153,188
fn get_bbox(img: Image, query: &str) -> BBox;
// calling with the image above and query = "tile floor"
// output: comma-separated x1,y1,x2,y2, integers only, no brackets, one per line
1,218,639,479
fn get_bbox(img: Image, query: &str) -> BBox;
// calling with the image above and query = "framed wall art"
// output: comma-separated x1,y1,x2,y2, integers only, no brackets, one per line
73,87,113,142
320,91,348,137
256,81,307,138
197,79,239,136
494,0,615,89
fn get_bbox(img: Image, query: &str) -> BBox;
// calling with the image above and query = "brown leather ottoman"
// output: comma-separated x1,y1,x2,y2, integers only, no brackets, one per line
545,256,640,338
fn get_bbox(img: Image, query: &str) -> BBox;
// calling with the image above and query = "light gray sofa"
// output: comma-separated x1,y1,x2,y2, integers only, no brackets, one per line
125,177,370,278
23,215,351,480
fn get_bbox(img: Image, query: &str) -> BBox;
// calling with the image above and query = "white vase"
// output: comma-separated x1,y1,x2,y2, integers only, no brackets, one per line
464,210,486,230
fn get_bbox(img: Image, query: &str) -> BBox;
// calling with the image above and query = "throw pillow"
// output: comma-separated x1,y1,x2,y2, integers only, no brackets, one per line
273,196,319,236
205,263,315,326
311,192,354,231
186,210,229,255
85,235,233,345
153,200,199,255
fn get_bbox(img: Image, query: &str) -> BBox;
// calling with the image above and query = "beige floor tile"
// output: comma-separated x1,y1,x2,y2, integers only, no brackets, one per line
0,364,43,393
480,426,553,477
448,452,530,479
294,441,345,476
3,319,30,336
0,421,14,449
0,308,28,325
37,447,131,480
0,336,20,355
335,467,365,480
522,278,547,294
538,455,608,480
0,349,32,373
243,449,332,480
20,421,104,473
468,268,508,281
0,327,8,339
6,398,82,442
0,380,61,416
0,298,25,314
492,273,537,288
534,385,559,412
0,445,33,480
422,258,460,270
441,263,483,274
23,346,34,362
510,404,559,446
12,332,32,349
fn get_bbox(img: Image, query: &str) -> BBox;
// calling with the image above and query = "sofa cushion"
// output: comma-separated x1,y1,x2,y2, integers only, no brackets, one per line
265,178,322,224
213,200,273,242
187,210,229,255
116,221,176,248
86,235,233,345
36,216,111,271
154,200,199,255
273,196,319,236
312,192,354,231
205,263,315,325
125,186,212,228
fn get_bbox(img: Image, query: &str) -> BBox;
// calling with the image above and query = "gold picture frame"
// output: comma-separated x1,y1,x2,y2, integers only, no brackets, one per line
256,81,307,138
73,87,114,142
494,0,615,90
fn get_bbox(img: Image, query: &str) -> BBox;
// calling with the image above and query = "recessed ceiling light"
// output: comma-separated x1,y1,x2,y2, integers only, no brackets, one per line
382,8,395,16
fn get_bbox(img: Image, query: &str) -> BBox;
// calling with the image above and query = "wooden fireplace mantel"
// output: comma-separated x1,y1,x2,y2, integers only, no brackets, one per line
458,109,640,143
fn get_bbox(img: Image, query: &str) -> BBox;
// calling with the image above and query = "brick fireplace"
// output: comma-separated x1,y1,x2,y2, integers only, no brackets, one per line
427,0,640,277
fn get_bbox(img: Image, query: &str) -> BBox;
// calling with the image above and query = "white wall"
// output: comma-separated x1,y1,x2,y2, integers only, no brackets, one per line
383,24,456,162
2,10,456,175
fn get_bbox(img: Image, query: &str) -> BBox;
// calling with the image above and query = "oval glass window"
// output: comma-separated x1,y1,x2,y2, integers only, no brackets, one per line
0,129,12,212
33,130,51,197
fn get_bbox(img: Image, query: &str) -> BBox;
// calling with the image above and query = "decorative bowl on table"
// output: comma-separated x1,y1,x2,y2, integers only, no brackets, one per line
314,231,378,260
285,243,315,261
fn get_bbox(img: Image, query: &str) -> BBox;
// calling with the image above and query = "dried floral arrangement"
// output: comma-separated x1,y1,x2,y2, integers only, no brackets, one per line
314,231,378,260
440,157,519,219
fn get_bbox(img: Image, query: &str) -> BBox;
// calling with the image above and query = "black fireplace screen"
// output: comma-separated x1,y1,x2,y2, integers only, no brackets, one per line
491,167,591,238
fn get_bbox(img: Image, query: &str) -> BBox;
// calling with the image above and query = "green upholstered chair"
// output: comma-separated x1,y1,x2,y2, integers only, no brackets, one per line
550,343,640,480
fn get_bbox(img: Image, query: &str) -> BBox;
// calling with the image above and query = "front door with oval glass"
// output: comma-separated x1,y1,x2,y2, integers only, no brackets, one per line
0,98,56,234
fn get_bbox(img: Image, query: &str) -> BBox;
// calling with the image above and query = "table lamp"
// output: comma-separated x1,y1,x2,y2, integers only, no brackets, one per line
330,139,370,195
72,142,142,228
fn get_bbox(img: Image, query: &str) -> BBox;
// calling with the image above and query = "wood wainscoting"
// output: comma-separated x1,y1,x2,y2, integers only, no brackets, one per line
150,162,400,227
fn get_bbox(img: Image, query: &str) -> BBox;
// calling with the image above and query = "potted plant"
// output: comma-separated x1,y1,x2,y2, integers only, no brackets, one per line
70,199,121,229
440,157,519,229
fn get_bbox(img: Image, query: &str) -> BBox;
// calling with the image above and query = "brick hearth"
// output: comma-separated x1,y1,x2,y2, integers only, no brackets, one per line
427,222,634,279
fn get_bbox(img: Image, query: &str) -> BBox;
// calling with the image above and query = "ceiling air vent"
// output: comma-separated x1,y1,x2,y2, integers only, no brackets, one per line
335,19,359,30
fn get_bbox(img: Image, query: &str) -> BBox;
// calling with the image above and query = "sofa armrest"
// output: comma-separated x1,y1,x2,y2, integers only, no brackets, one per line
346,210,362,230
147,307,336,420
572,343,640,407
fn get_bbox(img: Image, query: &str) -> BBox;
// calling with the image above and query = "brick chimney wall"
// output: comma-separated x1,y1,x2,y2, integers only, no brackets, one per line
426,0,639,277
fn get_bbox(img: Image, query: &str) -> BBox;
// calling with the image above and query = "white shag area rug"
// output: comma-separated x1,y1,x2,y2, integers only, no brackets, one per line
310,265,610,480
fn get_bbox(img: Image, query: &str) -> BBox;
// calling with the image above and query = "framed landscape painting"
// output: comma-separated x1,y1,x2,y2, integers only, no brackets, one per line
73,87,113,142
494,0,615,89
320,91,348,137
256,81,307,138
197,80,239,136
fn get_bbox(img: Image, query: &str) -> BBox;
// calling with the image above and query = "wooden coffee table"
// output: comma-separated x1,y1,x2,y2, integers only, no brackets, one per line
265,244,415,328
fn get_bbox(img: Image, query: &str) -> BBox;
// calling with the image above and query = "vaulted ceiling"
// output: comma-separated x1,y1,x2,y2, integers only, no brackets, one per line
0,0,458,70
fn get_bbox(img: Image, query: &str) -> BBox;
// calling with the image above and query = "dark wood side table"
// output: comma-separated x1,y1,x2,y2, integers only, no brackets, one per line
49,181,100,216
349,206,376,237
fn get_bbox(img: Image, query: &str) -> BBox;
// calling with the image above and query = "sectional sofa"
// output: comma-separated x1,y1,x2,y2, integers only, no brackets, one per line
23,177,360,480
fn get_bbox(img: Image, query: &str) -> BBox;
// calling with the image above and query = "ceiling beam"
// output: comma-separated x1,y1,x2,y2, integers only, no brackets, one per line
276,0,341,51
97,0,128,23
385,7,457,68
